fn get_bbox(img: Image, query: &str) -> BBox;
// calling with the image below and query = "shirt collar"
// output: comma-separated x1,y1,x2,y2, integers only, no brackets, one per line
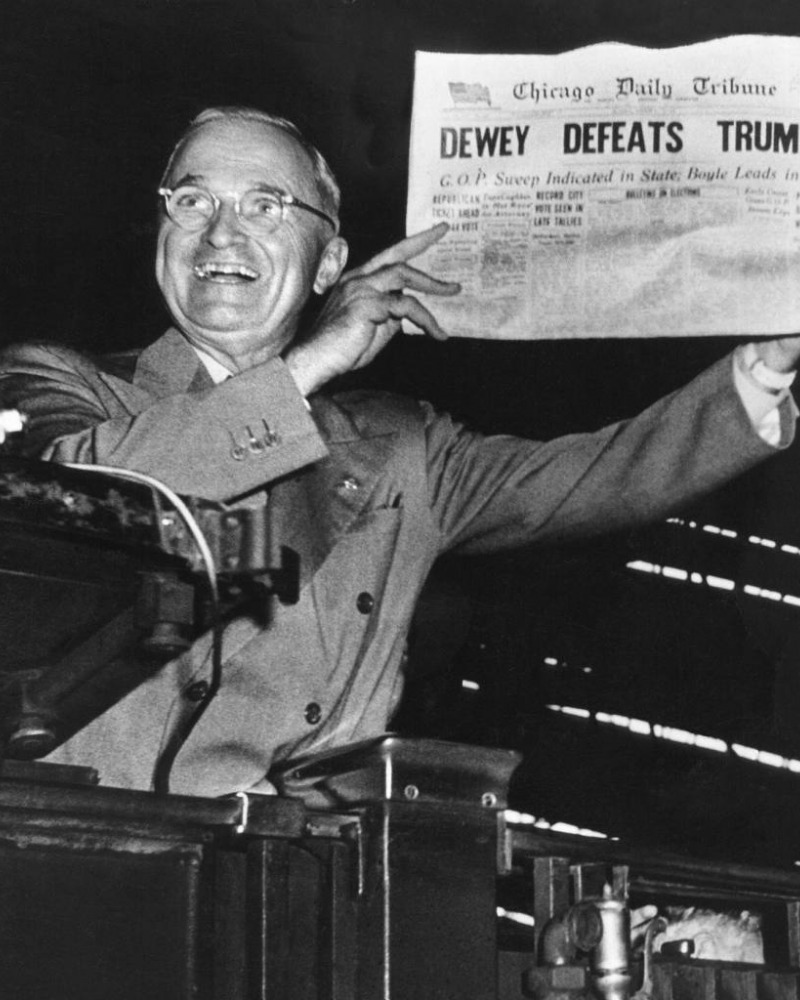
192,345,234,384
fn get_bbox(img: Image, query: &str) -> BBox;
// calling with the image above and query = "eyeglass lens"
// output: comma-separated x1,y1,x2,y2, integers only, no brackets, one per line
165,186,284,232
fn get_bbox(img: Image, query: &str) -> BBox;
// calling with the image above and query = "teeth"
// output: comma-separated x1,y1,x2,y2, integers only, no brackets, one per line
193,263,258,280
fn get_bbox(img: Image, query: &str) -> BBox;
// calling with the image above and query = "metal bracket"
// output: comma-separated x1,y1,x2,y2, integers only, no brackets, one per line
304,812,366,898
232,790,250,835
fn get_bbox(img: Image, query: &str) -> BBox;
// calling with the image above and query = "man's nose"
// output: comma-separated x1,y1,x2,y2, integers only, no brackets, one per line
203,201,247,247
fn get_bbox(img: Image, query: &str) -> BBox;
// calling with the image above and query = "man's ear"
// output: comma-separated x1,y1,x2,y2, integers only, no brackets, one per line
313,236,349,294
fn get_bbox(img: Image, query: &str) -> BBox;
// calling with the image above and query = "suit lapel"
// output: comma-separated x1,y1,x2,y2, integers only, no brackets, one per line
133,327,212,397
94,328,210,415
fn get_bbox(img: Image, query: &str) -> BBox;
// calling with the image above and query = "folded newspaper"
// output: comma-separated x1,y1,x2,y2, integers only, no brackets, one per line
405,36,800,339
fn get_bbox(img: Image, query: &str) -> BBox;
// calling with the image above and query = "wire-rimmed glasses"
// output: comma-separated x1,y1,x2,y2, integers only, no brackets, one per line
158,184,337,234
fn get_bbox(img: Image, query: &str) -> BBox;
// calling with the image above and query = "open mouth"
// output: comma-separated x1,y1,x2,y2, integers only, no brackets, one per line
193,262,259,283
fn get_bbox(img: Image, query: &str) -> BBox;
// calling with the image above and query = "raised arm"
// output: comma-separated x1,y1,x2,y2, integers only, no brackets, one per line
285,223,460,396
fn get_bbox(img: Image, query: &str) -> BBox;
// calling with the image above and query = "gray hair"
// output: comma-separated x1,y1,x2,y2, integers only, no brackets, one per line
160,106,341,227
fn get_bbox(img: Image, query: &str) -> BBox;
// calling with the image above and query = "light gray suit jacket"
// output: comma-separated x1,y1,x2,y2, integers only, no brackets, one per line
0,330,789,796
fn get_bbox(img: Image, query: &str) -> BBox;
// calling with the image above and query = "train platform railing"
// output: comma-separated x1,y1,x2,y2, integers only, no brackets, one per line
1,738,799,1000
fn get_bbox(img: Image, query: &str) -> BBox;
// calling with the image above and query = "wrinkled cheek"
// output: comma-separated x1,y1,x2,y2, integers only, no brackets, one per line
156,238,197,318
154,226,175,286
156,228,196,288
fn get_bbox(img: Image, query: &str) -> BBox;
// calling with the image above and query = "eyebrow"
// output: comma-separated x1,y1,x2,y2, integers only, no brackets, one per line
251,182,287,193
168,174,287,195
168,172,204,189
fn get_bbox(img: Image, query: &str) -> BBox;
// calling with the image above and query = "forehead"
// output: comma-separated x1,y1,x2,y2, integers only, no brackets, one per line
167,119,318,198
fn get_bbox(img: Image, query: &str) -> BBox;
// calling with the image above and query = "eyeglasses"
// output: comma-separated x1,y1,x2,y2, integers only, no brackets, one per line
158,184,337,234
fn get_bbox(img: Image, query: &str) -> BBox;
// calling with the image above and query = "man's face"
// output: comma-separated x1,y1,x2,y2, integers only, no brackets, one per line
156,118,345,369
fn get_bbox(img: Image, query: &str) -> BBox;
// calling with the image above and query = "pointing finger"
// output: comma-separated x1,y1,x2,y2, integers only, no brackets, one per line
355,223,450,276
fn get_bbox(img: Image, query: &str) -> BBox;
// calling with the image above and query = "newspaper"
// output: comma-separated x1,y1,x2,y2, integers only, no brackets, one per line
406,37,800,340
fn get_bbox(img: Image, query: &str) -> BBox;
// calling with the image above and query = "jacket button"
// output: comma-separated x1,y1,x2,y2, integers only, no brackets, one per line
186,680,209,702
304,701,322,725
356,591,375,615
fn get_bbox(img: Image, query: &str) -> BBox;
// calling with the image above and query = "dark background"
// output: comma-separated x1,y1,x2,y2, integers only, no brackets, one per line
6,0,800,862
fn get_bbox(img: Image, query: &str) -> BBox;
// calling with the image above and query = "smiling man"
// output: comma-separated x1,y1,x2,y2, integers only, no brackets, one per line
155,110,351,373
1,105,799,798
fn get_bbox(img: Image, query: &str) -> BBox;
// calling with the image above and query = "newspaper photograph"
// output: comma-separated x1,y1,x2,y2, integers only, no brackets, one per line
406,36,800,339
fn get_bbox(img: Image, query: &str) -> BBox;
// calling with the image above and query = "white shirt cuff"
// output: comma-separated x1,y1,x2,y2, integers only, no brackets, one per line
733,344,795,447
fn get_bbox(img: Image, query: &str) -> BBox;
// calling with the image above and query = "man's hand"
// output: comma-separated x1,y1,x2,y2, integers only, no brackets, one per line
752,334,800,373
285,223,460,396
